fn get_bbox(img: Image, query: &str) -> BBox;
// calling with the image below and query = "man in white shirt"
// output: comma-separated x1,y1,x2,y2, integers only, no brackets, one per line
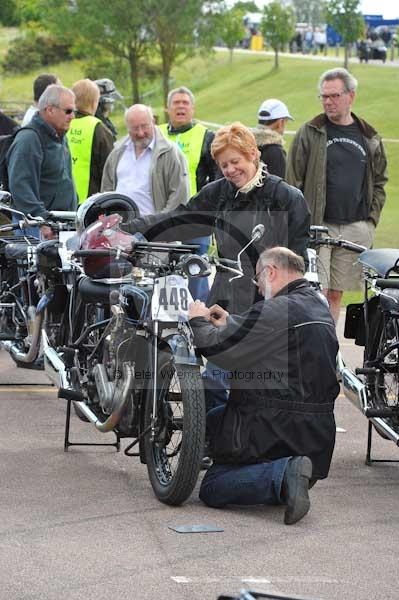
101,104,189,214
21,73,59,126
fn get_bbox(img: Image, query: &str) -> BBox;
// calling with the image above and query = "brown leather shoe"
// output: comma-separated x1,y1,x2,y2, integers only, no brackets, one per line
282,456,312,525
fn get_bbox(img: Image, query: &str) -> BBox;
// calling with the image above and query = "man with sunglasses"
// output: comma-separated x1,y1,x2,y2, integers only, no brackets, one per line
286,67,387,324
6,84,77,239
189,247,339,525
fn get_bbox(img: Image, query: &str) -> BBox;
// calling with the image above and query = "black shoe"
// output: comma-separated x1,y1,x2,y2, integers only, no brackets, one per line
200,441,213,470
282,456,312,525
200,456,213,470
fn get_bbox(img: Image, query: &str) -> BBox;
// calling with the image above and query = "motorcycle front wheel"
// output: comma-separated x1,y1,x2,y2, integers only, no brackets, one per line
144,360,205,506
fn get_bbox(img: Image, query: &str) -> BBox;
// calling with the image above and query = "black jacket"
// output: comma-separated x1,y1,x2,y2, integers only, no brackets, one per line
130,174,310,314
251,125,286,178
190,279,340,479
0,111,19,136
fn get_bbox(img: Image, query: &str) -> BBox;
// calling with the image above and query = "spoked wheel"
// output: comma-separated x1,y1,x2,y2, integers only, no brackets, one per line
144,360,205,505
367,310,399,435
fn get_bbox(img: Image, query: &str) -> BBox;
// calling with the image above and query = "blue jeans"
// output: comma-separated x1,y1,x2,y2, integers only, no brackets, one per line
202,361,230,413
199,404,290,507
187,235,210,302
12,215,40,239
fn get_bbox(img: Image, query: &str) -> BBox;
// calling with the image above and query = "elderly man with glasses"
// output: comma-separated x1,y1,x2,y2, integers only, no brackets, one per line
6,84,78,239
101,104,189,216
286,67,388,323
188,247,339,525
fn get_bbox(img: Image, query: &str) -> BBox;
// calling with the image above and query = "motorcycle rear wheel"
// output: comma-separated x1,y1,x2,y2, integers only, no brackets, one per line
367,310,399,435
144,361,205,506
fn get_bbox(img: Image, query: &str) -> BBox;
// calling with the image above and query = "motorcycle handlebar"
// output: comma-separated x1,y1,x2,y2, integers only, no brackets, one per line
313,237,366,254
375,278,399,289
207,256,240,268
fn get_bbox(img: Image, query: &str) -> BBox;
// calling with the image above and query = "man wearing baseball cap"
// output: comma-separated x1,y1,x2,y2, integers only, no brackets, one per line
251,98,293,178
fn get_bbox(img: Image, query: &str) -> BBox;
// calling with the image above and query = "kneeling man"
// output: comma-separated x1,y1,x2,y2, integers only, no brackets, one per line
189,247,339,525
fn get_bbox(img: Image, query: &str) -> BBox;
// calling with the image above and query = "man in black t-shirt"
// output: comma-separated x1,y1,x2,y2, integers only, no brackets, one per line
286,68,388,323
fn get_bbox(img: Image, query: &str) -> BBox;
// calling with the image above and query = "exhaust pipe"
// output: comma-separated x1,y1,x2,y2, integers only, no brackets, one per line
338,352,399,445
337,352,368,412
42,330,70,389
43,334,134,434
3,311,44,364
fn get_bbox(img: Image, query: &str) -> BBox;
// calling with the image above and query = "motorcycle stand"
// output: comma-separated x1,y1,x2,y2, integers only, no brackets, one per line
366,420,399,466
63,398,121,453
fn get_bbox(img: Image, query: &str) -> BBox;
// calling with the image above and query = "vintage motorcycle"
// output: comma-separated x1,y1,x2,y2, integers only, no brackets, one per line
307,226,399,464
42,193,266,505
0,194,76,368
339,247,399,463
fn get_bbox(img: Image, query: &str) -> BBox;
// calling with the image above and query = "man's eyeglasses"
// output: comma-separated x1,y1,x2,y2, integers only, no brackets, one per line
52,105,77,116
252,263,276,285
318,91,348,102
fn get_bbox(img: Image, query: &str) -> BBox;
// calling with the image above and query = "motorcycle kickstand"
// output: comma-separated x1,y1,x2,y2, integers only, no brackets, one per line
63,398,121,452
366,420,399,466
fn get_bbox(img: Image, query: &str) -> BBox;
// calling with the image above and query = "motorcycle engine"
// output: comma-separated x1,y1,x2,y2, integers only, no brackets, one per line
92,317,138,434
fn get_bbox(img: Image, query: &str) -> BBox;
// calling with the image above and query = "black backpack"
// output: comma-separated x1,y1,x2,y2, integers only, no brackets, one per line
0,126,43,191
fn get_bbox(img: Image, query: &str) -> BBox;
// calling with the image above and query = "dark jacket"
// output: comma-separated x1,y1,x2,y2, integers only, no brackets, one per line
0,111,19,136
130,174,310,314
190,279,340,479
286,112,388,227
251,125,286,178
6,112,77,218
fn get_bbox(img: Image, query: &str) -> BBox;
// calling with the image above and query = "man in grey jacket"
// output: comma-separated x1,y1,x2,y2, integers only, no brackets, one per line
7,84,77,239
101,104,189,214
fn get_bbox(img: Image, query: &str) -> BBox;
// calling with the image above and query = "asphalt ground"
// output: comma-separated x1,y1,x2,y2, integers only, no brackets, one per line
0,314,398,600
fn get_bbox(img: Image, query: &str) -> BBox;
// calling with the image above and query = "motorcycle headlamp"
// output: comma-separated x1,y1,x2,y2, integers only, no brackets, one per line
180,254,211,278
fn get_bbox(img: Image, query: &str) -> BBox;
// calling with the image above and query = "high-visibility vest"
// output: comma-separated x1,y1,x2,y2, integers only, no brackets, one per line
67,115,100,204
159,122,206,195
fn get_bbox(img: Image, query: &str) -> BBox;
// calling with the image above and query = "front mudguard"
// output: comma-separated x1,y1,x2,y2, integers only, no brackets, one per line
163,331,203,366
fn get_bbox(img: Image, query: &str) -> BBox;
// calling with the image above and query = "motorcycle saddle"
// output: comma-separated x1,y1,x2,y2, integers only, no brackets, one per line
78,276,121,305
358,248,399,278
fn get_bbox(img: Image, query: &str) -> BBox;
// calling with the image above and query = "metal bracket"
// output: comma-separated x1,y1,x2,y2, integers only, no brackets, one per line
63,398,120,452
366,420,399,465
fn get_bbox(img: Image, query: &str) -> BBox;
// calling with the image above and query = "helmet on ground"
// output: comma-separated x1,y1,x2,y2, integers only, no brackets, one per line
80,213,139,279
76,192,140,234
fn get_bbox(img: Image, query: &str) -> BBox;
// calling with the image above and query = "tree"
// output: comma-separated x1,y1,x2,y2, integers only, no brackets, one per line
0,0,20,25
291,0,326,27
145,0,222,116
234,1,259,12
218,7,246,63
16,0,152,103
260,1,296,68
325,0,364,69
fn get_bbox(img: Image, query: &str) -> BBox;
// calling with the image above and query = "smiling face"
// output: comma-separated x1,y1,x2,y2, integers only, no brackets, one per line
216,145,258,189
320,78,355,125
167,92,194,128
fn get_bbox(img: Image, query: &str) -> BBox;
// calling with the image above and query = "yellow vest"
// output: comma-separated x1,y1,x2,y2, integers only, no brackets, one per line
67,115,100,204
159,122,206,195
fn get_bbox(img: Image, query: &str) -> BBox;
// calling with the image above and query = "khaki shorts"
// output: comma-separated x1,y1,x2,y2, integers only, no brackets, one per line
318,220,375,291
